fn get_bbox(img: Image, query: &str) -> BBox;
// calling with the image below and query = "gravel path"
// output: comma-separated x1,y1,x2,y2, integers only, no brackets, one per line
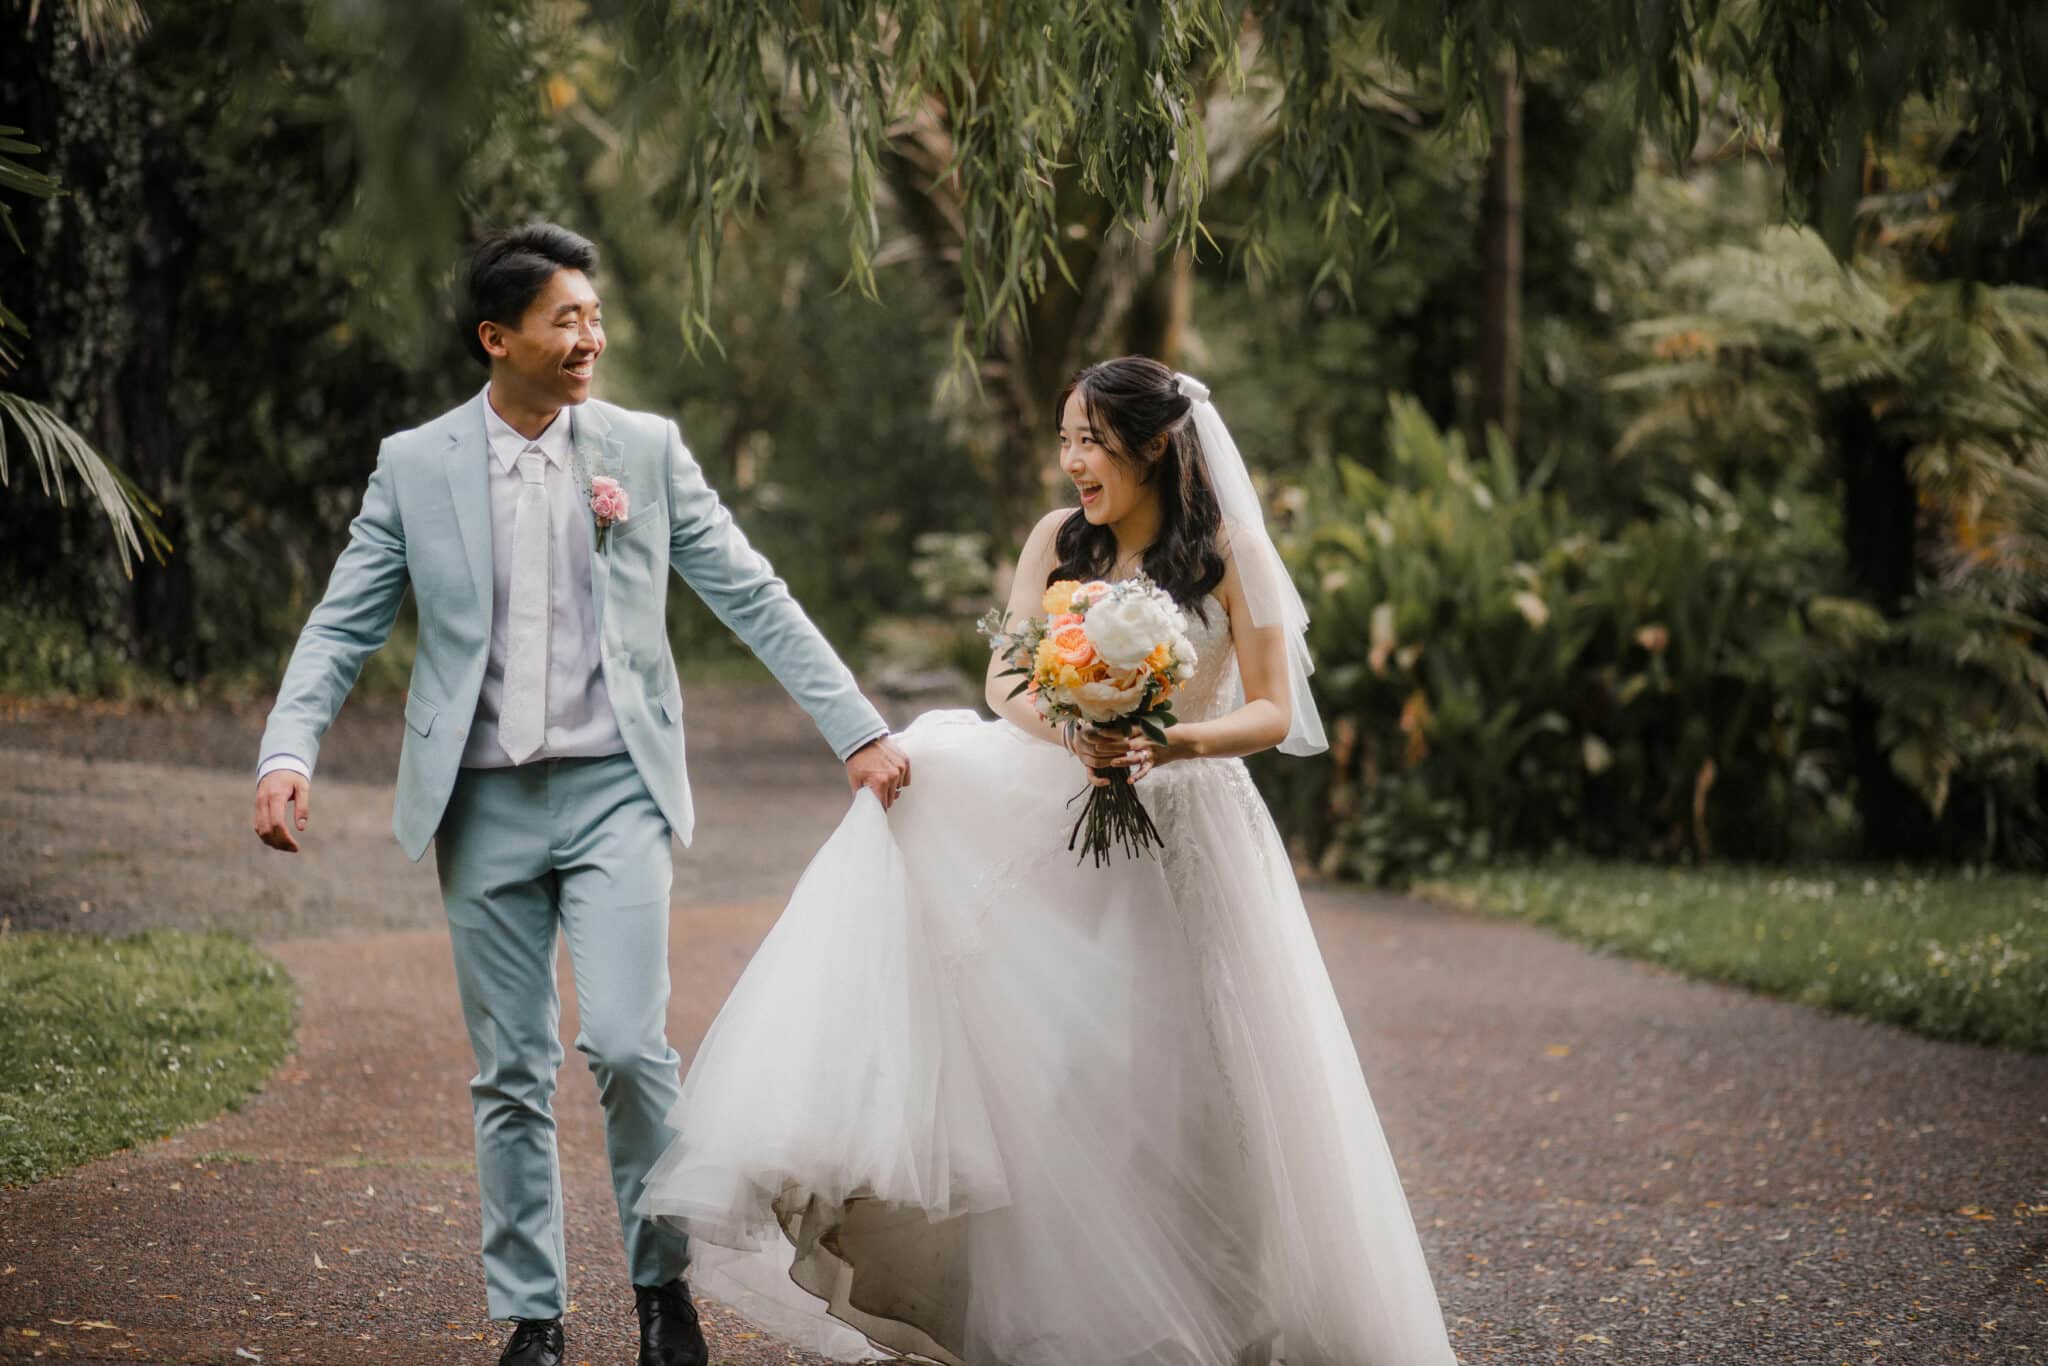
1,691,2043,1364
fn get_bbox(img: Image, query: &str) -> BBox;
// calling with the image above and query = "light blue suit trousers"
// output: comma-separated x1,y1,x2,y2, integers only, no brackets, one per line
259,390,887,1320
437,751,683,1318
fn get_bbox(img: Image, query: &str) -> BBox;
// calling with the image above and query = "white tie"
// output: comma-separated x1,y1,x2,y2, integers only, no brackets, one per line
499,446,551,764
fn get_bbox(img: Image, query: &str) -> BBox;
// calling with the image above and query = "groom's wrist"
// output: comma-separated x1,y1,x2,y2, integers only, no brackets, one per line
838,726,892,763
257,753,313,784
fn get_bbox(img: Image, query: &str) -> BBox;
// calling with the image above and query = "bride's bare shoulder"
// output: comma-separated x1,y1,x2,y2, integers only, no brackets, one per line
1030,507,1072,544
1015,508,1073,569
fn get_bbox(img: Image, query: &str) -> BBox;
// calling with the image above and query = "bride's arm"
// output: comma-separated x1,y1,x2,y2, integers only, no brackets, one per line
1173,548,1292,761
984,509,1078,749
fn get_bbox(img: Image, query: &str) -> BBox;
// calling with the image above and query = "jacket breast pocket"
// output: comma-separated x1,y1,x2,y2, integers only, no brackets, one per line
608,503,664,546
404,692,439,737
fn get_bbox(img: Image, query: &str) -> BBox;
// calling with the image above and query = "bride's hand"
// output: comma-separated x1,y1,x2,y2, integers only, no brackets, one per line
1069,723,1171,786
1067,723,1126,788
1119,731,1171,782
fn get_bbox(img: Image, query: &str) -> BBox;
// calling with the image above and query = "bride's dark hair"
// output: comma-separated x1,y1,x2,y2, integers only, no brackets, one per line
1049,356,1224,618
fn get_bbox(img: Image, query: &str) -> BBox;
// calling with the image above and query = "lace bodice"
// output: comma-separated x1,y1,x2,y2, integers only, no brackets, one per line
1171,592,1242,725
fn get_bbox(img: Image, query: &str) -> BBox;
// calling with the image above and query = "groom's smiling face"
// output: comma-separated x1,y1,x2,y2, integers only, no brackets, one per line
480,267,605,410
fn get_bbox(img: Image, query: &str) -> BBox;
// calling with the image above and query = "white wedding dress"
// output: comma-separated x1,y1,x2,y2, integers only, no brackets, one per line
633,594,1458,1365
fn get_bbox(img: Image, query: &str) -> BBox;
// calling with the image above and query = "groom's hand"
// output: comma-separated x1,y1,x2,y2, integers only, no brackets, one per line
845,736,912,810
253,771,311,853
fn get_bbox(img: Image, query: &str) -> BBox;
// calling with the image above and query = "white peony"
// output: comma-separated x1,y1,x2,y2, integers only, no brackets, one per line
1073,676,1149,723
1169,632,1198,683
1083,587,1183,671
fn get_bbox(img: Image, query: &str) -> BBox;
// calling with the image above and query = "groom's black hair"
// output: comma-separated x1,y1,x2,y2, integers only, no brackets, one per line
461,222,599,367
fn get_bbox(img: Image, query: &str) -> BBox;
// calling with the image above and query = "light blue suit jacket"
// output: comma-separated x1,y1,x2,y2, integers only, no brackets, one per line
258,390,887,861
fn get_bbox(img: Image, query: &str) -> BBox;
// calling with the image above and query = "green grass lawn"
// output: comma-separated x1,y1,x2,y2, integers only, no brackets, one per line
0,929,298,1187
1416,861,2048,1053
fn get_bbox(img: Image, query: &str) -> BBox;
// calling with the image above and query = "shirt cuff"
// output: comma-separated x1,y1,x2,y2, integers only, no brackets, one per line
837,726,893,763
258,753,312,783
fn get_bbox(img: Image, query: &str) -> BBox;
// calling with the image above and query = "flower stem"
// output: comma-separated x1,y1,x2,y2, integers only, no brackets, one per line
1067,767,1165,866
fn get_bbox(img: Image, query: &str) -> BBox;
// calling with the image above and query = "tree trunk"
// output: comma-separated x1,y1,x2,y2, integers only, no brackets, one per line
1478,52,1523,450
1123,248,1193,366
882,106,1185,551
116,165,200,682
1831,395,1934,859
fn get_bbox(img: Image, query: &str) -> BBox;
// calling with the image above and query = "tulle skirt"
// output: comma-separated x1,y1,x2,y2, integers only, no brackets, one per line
632,711,1456,1365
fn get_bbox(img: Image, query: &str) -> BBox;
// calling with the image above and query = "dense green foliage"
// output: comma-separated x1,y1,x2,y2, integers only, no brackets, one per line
311,2,2048,356
2,0,2042,872
0,0,978,678
1286,394,1854,881
0,929,298,1187
1419,861,2048,1053
1275,219,2048,878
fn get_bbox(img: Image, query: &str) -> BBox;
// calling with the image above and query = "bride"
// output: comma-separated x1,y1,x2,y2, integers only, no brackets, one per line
633,356,1458,1365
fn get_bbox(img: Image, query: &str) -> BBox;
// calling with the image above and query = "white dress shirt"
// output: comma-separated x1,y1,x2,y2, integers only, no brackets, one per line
259,388,627,781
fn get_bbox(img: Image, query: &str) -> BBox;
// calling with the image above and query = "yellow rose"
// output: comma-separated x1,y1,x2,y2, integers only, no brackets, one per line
1042,580,1084,616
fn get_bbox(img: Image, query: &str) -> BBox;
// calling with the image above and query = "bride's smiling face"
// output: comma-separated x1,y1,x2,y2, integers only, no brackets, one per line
1059,390,1154,527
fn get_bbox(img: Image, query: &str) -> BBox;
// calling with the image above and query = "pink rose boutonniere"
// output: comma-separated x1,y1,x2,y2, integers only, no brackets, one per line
589,475,629,550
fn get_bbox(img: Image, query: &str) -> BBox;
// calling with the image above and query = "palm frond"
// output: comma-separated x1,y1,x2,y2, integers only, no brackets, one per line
69,0,149,51
0,391,170,577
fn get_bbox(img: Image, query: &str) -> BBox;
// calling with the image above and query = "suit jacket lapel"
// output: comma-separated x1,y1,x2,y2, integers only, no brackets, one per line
571,402,626,625
444,390,493,613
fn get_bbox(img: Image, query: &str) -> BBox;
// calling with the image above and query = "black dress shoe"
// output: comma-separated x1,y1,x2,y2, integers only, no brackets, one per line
497,1316,564,1366
634,1276,709,1366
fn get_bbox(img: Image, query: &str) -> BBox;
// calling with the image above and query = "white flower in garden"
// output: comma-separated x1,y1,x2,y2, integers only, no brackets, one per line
1084,584,1184,670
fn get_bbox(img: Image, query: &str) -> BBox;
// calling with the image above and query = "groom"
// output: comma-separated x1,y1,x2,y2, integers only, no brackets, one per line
250,222,910,1366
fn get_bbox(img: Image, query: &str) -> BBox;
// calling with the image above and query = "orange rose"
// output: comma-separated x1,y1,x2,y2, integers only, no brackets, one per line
1052,621,1097,669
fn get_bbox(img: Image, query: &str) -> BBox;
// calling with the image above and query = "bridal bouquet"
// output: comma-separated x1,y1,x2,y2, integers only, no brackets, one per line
980,575,1198,865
